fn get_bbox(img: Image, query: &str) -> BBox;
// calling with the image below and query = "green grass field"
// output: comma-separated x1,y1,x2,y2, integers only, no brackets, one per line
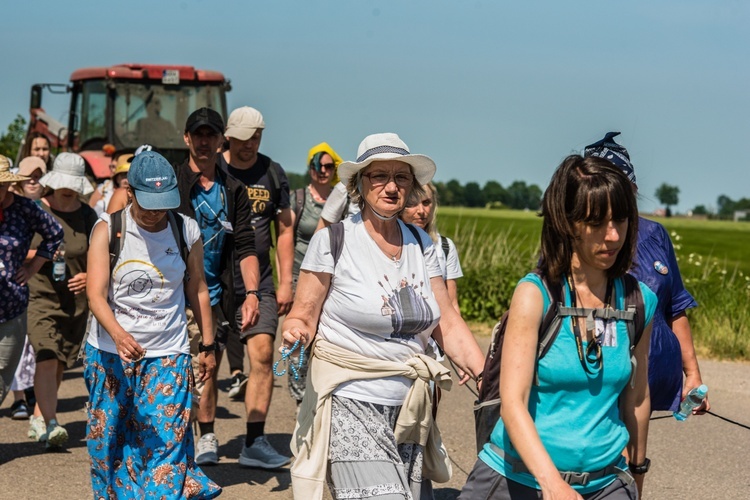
436,207,750,361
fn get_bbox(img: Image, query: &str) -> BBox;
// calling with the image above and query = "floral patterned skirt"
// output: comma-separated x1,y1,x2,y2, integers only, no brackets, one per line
328,395,434,500
83,343,221,499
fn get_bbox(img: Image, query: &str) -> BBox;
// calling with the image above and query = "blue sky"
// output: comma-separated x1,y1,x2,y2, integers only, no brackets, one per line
2,1,748,213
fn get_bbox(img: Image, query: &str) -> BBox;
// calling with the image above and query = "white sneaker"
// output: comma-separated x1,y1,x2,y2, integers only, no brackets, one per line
239,436,291,469
28,415,47,442
45,419,68,449
195,433,219,465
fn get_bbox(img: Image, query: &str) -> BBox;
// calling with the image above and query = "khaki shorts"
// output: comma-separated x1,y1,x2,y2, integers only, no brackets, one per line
28,309,87,368
185,304,227,400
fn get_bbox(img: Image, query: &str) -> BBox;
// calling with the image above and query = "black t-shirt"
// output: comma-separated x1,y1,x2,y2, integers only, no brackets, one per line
221,153,290,293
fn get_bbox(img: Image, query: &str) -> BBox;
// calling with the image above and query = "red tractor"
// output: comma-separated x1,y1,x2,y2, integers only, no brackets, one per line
23,63,231,179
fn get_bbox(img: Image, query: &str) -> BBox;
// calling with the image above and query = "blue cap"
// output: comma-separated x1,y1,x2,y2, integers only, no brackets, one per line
127,151,180,210
583,132,637,186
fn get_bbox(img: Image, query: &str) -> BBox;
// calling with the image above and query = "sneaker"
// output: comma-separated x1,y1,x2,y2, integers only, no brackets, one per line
239,436,291,469
28,415,47,442
10,400,30,420
227,373,248,400
195,433,219,465
45,419,68,449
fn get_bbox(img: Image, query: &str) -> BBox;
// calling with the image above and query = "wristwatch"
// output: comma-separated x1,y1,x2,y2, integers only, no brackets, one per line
628,458,651,474
245,290,262,301
198,342,216,353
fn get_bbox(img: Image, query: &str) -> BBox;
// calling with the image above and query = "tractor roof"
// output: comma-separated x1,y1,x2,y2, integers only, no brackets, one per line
70,63,226,83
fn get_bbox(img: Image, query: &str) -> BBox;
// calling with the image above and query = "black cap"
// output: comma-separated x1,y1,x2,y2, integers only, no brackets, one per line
185,107,225,134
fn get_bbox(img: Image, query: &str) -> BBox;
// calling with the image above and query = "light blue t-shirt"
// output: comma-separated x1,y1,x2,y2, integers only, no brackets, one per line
190,178,227,306
479,273,657,494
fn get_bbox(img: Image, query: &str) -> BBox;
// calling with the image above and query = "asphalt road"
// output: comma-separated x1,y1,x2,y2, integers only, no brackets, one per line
1,334,749,499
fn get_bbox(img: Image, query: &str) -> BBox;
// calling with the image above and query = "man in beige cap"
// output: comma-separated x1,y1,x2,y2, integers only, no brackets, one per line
220,106,294,469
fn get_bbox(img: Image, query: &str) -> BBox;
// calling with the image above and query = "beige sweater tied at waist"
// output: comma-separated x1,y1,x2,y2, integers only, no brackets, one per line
290,338,454,500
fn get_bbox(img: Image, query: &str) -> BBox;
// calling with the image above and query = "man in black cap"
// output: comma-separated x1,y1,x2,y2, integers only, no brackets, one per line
174,107,261,466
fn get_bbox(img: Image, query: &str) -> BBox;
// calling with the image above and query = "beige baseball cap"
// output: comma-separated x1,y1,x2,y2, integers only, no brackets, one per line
225,106,265,141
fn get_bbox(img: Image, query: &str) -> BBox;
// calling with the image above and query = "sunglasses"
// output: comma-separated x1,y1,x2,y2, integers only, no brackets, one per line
313,163,336,171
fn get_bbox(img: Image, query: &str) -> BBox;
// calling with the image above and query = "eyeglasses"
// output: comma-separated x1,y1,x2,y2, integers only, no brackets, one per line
314,163,336,171
362,172,414,187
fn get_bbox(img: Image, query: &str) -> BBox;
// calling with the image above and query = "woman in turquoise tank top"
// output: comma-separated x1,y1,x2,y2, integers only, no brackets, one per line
460,155,657,500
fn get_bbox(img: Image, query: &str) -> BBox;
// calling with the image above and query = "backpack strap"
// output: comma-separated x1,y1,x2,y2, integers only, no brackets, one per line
267,159,282,206
166,210,189,268
623,273,646,387
404,223,425,253
328,221,345,267
441,236,451,260
292,187,305,237
109,208,127,274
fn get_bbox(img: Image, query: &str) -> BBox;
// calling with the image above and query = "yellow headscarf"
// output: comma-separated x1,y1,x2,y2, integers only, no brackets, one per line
307,142,343,186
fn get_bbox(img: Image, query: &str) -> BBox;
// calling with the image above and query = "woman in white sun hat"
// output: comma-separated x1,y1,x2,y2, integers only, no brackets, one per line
282,133,485,500
0,155,63,408
26,152,98,449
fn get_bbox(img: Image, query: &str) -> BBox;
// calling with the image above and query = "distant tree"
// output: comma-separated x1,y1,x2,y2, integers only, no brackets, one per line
464,182,485,207
692,205,708,216
446,179,465,206
717,195,735,218
482,180,506,204
434,181,453,206
286,171,309,191
0,114,27,161
655,183,680,216
505,181,542,210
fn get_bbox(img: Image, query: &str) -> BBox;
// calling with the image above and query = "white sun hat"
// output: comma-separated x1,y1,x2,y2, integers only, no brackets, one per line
40,152,94,196
337,133,436,186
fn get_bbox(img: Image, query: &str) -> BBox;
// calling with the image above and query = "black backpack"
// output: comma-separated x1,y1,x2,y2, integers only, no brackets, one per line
473,272,646,453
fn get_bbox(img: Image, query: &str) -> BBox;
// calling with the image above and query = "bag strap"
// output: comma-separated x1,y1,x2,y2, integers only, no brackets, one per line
166,210,189,268
328,221,345,267
109,208,127,274
441,236,451,260
293,187,305,237
404,223,425,253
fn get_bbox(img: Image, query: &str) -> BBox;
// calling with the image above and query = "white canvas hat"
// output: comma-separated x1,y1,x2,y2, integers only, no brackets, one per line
40,152,94,196
225,106,265,141
337,133,436,186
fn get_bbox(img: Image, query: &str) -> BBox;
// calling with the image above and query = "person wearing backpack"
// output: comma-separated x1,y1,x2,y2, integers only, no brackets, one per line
280,132,485,500
286,146,337,406
401,182,463,314
84,151,221,498
460,155,657,500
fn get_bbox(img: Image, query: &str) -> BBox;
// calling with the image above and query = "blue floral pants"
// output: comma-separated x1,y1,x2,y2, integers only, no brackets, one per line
83,343,221,499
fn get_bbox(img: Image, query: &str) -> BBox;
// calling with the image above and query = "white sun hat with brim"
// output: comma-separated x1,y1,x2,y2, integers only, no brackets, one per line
337,133,436,186
40,152,94,196
0,155,28,184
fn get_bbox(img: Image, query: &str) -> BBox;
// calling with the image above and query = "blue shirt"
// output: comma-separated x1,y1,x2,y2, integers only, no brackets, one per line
630,217,697,411
190,178,227,306
480,272,657,494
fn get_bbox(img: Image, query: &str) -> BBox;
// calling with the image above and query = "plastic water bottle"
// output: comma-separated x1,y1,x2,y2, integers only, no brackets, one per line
673,384,708,421
52,243,66,282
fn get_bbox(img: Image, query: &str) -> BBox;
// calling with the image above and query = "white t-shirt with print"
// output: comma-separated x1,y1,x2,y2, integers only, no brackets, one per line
87,207,201,357
436,234,463,281
302,212,443,406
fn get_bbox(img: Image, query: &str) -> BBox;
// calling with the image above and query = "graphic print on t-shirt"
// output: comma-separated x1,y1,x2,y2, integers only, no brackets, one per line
114,260,165,302
378,273,434,340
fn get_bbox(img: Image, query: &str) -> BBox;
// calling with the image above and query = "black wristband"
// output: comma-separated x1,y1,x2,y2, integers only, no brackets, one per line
628,457,650,474
245,290,262,301
198,342,216,353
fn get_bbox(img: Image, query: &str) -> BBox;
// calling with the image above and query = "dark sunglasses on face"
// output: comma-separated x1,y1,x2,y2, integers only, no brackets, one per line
314,163,336,172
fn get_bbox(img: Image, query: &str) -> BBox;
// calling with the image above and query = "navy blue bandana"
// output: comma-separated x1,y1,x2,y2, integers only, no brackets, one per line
584,131,636,185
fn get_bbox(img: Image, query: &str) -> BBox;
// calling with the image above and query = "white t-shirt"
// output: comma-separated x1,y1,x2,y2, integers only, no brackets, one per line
436,234,464,281
319,181,360,223
87,207,201,357
302,213,443,405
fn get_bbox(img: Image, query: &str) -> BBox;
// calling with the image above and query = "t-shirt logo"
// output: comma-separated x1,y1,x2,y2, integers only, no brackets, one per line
246,186,271,215
378,274,434,340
